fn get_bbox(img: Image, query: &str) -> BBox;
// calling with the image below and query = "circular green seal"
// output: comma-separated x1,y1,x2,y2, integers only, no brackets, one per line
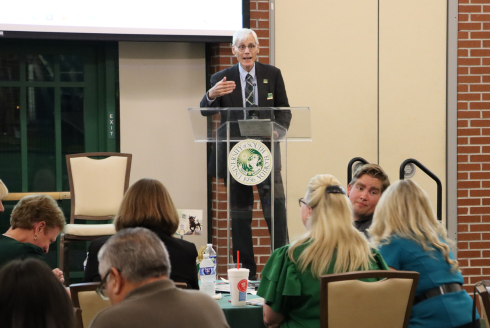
228,139,273,186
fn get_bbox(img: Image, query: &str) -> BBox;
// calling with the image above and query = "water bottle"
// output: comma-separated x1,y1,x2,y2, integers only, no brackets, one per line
200,254,216,297
204,243,217,269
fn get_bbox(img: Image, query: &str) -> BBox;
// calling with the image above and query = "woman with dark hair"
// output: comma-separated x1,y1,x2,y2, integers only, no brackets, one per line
0,258,75,328
83,178,199,289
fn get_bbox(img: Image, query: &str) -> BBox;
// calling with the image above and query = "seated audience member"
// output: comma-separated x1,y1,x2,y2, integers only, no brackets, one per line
89,228,229,328
0,193,65,282
257,174,388,328
83,178,199,289
0,179,7,212
347,164,390,237
0,258,75,328
369,179,479,328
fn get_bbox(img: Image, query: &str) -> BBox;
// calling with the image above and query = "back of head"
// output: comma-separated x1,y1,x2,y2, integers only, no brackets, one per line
0,258,75,328
370,179,444,244
232,28,259,46
290,174,373,277
98,227,171,284
114,178,179,235
305,174,353,234
0,179,8,200
349,163,390,193
10,194,65,231
370,179,457,268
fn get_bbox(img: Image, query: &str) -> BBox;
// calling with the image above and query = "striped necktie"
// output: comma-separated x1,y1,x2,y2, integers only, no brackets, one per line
245,73,254,107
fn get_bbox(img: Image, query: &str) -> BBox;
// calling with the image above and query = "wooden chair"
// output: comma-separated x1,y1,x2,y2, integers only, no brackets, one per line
70,282,111,328
476,282,490,328
60,152,132,284
320,270,419,328
174,281,188,289
74,307,84,328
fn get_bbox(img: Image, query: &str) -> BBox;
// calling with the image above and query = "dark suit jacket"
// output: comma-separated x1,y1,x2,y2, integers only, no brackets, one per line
200,62,291,128
200,62,292,177
83,230,199,290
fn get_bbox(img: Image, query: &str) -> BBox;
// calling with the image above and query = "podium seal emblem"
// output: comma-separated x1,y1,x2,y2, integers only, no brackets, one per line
228,139,272,186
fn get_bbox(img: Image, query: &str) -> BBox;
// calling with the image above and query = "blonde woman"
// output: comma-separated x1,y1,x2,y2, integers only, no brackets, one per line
370,179,478,328
257,174,388,328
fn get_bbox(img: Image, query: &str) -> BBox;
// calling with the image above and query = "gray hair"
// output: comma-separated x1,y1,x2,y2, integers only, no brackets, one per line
98,228,171,283
232,28,259,46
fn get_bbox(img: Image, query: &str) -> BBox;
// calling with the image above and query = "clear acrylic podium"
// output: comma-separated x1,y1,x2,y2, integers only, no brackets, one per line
189,107,311,277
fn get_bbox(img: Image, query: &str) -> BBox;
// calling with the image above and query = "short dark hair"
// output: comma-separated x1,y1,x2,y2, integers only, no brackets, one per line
349,164,390,193
0,258,75,328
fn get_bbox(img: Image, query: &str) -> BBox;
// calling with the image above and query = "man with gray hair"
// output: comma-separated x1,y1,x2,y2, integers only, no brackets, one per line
200,28,291,279
89,228,229,328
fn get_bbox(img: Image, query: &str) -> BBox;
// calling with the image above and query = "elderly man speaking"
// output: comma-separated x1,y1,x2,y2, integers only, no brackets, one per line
89,228,229,328
200,28,291,279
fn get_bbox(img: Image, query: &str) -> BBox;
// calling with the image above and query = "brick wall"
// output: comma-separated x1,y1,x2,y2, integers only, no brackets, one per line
208,0,272,277
457,0,490,294
208,0,489,286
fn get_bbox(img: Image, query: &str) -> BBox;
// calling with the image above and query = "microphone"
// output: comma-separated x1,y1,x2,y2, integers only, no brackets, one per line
253,83,256,87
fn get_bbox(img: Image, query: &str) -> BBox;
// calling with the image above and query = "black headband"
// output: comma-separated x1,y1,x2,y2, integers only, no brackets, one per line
326,185,346,195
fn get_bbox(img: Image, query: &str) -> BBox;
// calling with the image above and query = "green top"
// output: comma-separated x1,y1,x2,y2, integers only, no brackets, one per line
0,234,45,268
257,243,389,328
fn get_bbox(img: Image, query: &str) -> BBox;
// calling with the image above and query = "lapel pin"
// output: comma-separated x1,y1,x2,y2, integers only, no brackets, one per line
263,79,268,84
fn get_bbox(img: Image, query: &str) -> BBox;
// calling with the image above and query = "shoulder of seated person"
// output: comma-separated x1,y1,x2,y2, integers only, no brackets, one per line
21,242,43,253
172,237,198,251
89,236,111,249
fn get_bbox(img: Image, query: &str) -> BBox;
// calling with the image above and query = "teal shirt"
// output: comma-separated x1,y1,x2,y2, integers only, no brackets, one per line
257,243,389,328
378,235,477,328
0,234,45,268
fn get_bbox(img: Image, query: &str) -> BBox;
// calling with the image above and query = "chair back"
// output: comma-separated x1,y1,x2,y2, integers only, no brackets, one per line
320,270,419,328
74,307,83,328
174,281,188,289
70,282,111,328
67,152,132,223
477,283,490,328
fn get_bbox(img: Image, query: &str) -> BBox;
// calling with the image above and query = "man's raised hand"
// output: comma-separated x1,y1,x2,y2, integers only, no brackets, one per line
208,77,236,100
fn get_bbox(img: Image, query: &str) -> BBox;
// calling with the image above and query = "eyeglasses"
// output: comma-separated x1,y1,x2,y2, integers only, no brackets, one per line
298,197,307,207
235,44,257,51
96,268,120,300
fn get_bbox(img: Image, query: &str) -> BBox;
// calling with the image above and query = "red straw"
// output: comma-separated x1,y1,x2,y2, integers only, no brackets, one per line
237,251,240,269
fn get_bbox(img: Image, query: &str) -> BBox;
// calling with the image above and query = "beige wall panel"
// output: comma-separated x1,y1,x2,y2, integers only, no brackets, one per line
119,42,208,246
379,0,447,222
276,0,378,239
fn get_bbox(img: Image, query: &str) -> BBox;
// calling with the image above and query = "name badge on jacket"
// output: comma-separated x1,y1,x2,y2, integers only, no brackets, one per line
267,93,273,100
